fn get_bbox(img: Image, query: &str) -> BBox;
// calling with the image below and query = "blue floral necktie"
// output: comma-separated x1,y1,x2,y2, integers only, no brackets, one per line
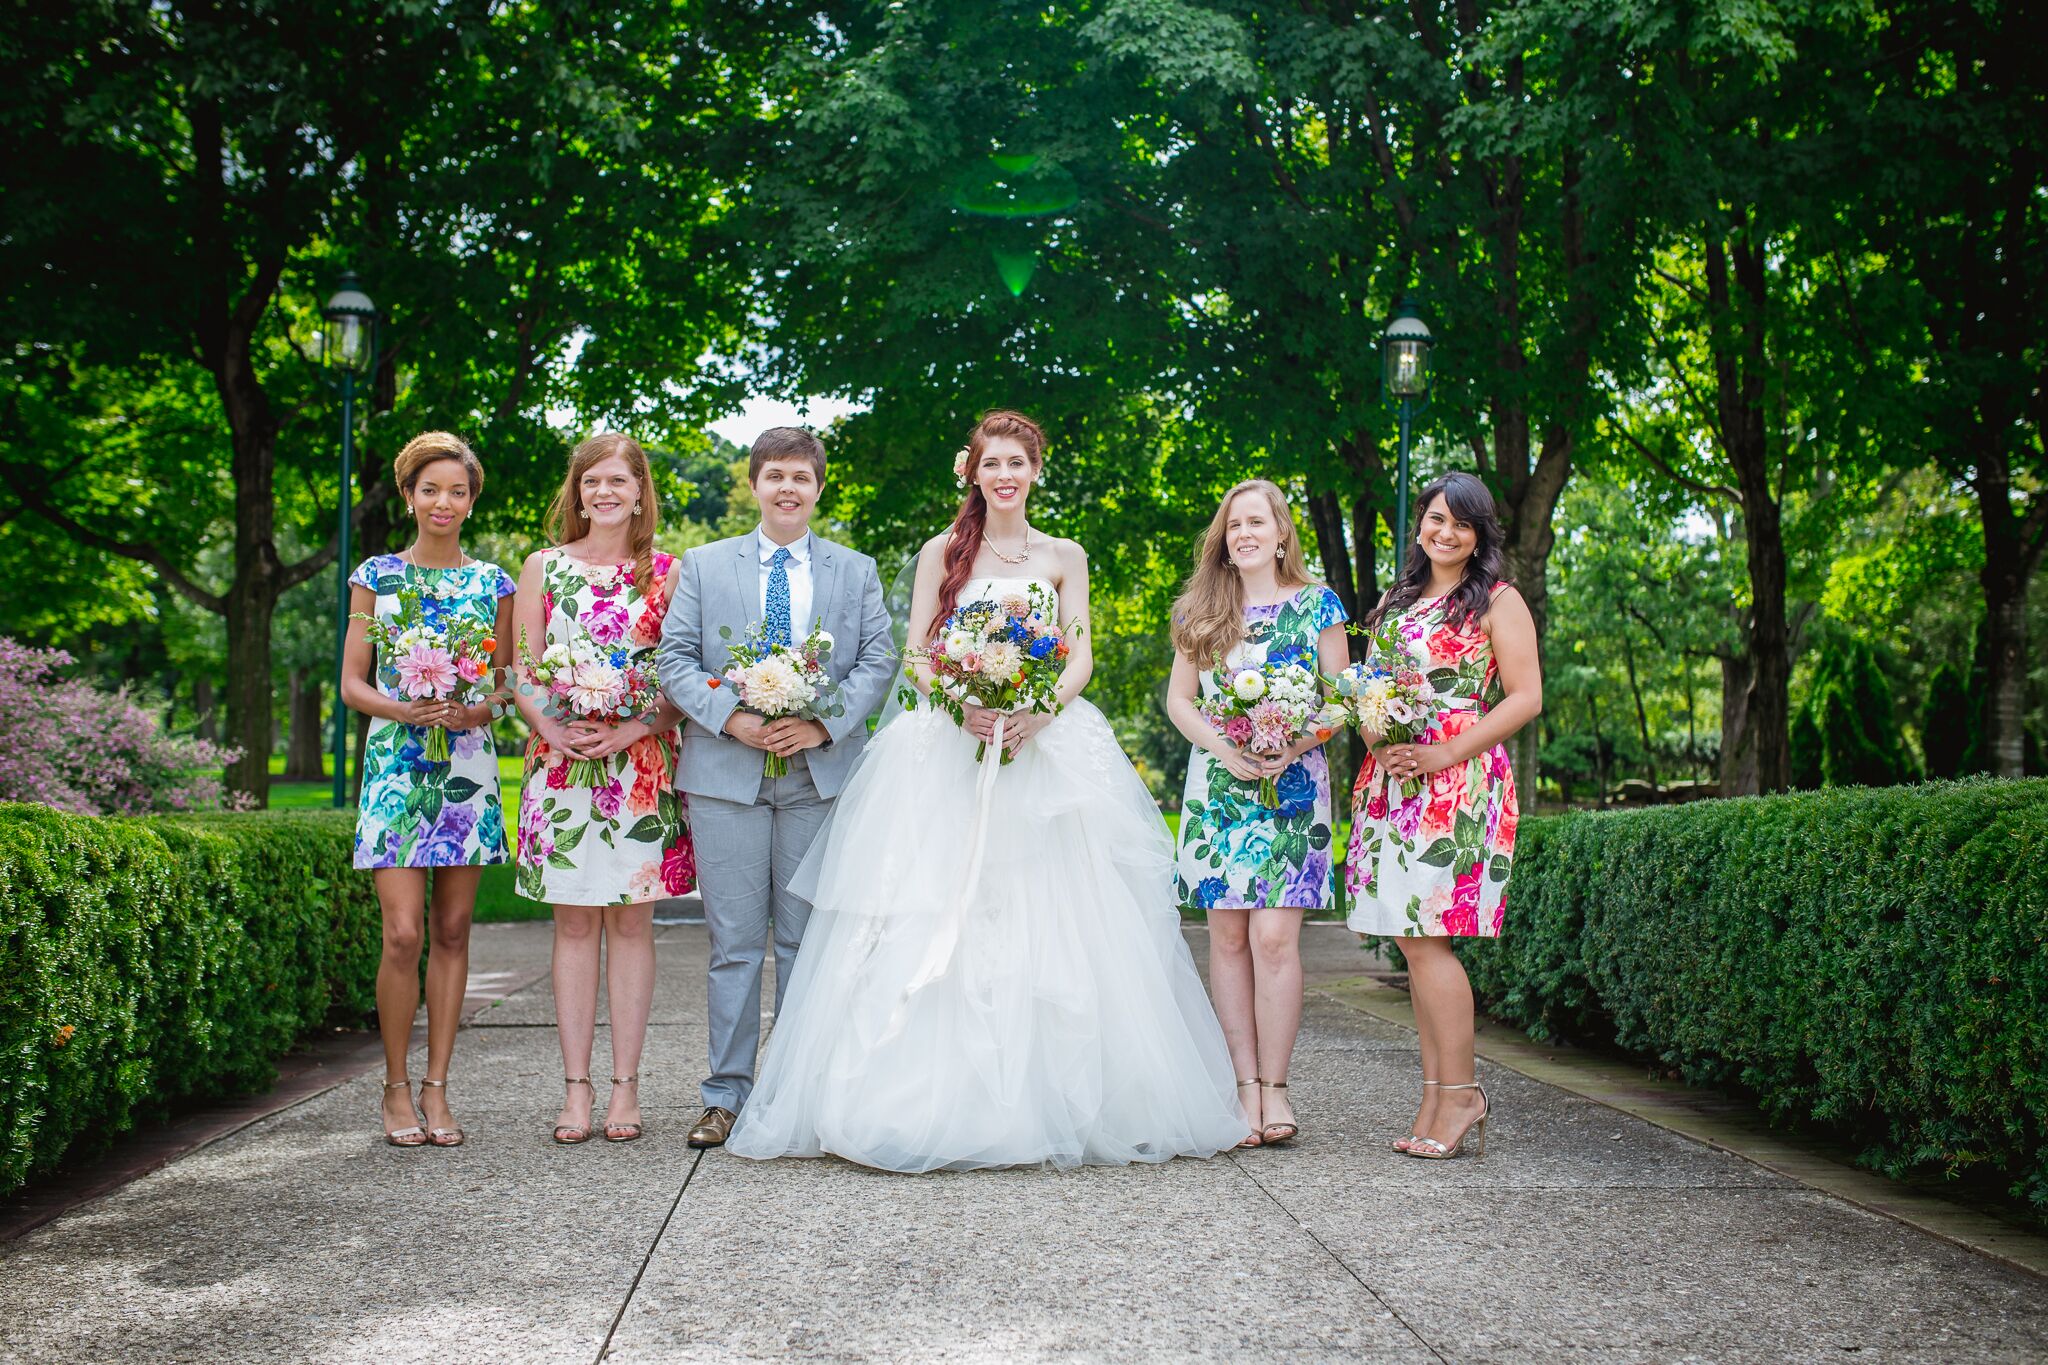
766,546,793,646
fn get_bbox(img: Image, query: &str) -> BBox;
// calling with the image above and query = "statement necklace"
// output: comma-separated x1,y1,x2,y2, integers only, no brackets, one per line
401,546,469,598
982,527,1032,566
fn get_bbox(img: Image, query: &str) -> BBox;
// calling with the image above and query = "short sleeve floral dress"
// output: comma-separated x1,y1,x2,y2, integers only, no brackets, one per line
1345,589,1519,937
349,554,516,869
514,550,696,907
1175,585,1347,911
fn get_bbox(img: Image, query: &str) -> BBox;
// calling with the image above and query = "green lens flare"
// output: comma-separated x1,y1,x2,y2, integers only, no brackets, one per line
991,247,1038,296
951,153,1079,219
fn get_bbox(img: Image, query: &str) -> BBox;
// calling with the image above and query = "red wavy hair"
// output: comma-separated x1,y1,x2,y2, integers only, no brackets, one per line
931,409,1047,640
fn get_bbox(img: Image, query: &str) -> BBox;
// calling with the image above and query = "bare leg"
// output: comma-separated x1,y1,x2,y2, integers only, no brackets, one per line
603,901,656,1133
552,904,603,1133
373,869,428,1135
1206,909,1261,1136
1248,907,1305,1134
1402,937,1485,1147
418,867,479,1133
1397,940,1444,1139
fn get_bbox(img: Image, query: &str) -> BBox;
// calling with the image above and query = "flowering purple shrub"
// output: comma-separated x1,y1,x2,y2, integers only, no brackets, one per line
0,638,241,814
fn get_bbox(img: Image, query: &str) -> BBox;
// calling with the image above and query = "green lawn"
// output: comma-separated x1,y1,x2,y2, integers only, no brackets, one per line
267,755,546,922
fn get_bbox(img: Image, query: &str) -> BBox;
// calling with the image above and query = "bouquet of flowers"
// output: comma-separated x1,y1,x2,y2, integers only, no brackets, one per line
516,622,664,786
905,582,1071,764
710,620,845,778
1197,649,1335,808
352,590,496,764
1328,619,1442,799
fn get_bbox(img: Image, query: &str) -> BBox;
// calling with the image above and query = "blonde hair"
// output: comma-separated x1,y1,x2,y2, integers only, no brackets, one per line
547,432,660,602
1169,479,1313,668
393,431,483,502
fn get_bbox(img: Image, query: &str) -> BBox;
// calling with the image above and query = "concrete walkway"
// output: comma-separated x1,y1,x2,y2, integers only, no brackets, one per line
2,922,2044,1363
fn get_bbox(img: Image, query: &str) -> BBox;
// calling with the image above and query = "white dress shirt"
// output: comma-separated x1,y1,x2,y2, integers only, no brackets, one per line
757,526,814,635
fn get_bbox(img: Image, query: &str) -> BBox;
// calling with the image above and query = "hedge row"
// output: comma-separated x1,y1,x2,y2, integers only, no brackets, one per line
0,804,381,1197
1461,779,2048,1209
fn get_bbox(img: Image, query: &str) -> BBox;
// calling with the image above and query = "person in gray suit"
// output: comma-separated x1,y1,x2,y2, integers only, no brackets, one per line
655,426,895,1148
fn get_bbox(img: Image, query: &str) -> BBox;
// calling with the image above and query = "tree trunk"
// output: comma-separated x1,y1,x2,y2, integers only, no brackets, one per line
193,674,218,743
283,667,326,781
1972,440,2045,778
1706,223,1790,794
1621,625,1658,790
1719,646,1755,796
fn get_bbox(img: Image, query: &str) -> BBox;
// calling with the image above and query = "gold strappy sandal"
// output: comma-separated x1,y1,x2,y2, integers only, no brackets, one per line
1235,1078,1264,1149
1259,1079,1299,1145
382,1079,427,1147
554,1076,595,1145
603,1074,644,1143
417,1078,464,1147
1392,1079,1439,1153
1406,1082,1488,1160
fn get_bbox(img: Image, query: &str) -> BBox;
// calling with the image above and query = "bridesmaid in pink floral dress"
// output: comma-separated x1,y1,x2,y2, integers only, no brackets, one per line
510,434,694,1146
1345,473,1542,1161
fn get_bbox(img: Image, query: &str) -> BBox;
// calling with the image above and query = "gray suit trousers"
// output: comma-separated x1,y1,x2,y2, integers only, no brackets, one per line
690,754,830,1113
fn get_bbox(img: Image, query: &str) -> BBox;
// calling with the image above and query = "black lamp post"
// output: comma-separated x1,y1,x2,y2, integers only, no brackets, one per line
1381,296,1434,551
322,271,378,808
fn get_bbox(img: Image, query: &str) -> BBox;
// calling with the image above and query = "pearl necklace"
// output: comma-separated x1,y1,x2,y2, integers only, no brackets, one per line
982,528,1032,565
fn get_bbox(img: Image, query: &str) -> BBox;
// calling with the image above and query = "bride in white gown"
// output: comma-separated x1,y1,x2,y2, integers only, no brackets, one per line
726,410,1251,1171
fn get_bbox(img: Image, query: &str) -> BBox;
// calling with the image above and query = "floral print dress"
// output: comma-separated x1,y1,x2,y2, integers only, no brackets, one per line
1346,589,1518,937
515,549,695,906
350,555,515,869
1176,585,1347,911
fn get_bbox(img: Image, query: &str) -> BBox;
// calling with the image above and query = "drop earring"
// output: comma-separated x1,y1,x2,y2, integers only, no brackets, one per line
632,502,642,515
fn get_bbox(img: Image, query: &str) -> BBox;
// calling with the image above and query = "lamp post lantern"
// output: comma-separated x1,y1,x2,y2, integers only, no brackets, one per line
1381,295,1434,554
322,271,378,808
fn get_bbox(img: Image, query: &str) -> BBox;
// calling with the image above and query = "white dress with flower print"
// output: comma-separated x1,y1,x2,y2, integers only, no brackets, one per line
514,549,695,906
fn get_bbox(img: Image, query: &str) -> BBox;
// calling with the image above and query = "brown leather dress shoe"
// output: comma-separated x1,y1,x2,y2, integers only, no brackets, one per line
686,1106,737,1148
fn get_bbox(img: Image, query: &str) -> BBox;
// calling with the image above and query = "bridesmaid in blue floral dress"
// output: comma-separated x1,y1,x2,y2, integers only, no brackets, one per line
341,431,515,1149
1166,480,1349,1147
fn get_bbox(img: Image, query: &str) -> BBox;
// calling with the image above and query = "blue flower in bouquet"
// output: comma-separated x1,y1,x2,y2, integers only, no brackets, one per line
609,647,629,668
1007,620,1028,644
1028,635,1059,661
1193,876,1230,910
1275,762,1316,818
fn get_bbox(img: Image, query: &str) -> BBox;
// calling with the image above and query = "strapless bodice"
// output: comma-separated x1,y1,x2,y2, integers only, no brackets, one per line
963,575,1059,610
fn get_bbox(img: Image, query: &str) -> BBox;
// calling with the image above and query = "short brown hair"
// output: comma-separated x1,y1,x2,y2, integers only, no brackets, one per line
748,426,827,482
393,431,484,500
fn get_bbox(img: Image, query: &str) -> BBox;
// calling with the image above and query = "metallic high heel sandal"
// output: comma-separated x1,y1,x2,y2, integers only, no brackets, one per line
1405,1082,1488,1160
1235,1078,1264,1149
1391,1079,1439,1153
417,1078,464,1147
553,1077,595,1145
382,1079,427,1147
603,1074,644,1143
1259,1079,1299,1146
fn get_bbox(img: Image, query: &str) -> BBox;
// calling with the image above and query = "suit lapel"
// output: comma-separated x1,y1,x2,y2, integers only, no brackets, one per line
735,531,763,627
808,537,841,635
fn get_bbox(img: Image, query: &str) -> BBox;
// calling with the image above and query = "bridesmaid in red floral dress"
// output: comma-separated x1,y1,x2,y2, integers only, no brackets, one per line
510,433,695,1145
1346,473,1542,1161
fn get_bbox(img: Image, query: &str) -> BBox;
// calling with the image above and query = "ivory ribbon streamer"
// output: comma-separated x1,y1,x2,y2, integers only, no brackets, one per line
894,711,1010,1020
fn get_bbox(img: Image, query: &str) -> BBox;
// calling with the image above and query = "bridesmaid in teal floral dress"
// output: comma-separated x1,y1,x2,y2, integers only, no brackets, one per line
341,431,515,1149
1166,479,1350,1147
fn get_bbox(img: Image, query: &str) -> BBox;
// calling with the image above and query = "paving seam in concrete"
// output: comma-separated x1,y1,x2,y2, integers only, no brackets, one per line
596,1147,707,1362
1224,1152,1449,1363
1313,974,2048,1283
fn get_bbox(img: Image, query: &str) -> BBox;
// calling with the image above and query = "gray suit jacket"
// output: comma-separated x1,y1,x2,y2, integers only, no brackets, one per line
656,530,895,804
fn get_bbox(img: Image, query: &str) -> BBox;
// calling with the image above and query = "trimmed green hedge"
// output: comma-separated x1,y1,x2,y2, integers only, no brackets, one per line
1461,780,2048,1208
0,805,380,1196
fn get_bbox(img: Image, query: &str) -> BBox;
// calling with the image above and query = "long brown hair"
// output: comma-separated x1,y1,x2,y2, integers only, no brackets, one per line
1363,471,1508,632
1169,479,1313,668
931,409,1047,639
546,432,661,602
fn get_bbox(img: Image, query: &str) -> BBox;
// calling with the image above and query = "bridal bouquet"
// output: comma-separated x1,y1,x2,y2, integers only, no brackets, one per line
517,623,664,786
710,620,845,778
1329,620,1442,799
353,591,496,764
1198,649,1335,808
906,582,1071,764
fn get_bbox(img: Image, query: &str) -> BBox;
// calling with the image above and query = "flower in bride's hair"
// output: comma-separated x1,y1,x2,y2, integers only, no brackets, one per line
953,447,972,487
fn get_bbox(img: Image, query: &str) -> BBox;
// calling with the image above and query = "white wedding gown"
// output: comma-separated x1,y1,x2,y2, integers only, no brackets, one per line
726,576,1252,1172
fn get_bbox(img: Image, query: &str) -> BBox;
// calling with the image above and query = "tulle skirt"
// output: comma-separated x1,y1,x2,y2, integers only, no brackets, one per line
725,698,1252,1172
